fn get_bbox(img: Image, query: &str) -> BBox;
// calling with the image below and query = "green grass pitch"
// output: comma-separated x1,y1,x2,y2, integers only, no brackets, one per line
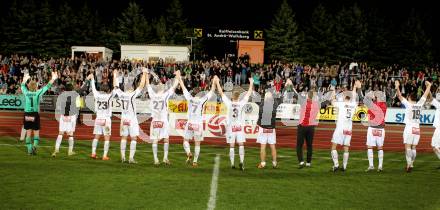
1,136,440,210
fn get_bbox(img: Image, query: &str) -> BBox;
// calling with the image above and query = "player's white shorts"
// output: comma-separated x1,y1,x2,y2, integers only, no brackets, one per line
403,125,420,145
256,126,276,145
431,127,440,148
184,122,204,141
366,127,385,147
93,117,111,136
120,117,139,138
150,120,169,140
226,124,245,144
59,115,77,133
331,127,352,146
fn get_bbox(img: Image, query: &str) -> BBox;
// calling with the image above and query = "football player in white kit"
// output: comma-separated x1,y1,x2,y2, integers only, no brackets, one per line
146,70,181,166
395,80,431,172
430,93,440,168
113,68,148,164
215,77,254,171
178,75,217,167
330,80,361,172
52,86,80,157
87,73,116,160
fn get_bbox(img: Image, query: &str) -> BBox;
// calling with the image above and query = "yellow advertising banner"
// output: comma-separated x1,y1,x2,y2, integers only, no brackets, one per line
317,105,368,121
168,100,227,115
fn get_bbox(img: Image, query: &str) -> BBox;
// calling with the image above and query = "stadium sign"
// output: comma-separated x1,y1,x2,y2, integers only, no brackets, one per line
195,28,264,40
317,105,368,122
0,94,24,109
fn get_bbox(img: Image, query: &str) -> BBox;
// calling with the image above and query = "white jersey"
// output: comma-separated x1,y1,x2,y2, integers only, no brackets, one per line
91,79,114,118
148,86,174,122
222,94,249,126
401,97,426,126
115,88,142,118
431,99,440,129
334,99,357,129
183,89,212,123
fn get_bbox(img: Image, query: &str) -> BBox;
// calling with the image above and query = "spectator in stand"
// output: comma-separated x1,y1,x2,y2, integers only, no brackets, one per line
234,63,241,85
241,64,247,85
273,76,283,93
253,72,261,93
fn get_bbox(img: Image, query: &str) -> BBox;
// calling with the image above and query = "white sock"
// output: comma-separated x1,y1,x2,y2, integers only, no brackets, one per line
120,140,127,160
20,126,26,141
331,150,339,167
434,148,440,160
378,150,384,169
55,135,62,152
405,149,412,166
152,143,158,162
183,141,191,155
239,146,245,164
367,149,374,167
68,136,74,153
261,161,266,167
229,148,235,166
103,140,110,157
129,140,137,160
411,149,417,166
164,143,169,161
194,145,200,163
272,161,277,166
92,139,98,155
343,152,349,169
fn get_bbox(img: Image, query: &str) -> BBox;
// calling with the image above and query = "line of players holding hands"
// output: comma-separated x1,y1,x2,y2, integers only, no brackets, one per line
20,68,440,172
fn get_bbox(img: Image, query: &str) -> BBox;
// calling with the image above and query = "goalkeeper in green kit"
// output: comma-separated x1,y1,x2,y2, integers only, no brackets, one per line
21,71,58,155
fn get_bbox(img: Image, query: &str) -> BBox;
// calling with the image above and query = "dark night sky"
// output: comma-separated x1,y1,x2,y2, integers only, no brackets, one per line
1,0,438,27
87,0,438,29
0,0,439,49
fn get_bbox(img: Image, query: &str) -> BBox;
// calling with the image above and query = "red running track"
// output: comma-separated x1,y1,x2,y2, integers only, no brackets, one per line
0,111,434,152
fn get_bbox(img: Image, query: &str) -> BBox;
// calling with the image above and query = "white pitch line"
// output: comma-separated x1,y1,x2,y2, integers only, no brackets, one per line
207,154,220,210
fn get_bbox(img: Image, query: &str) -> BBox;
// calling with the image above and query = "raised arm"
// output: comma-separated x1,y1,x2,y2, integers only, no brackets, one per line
22,73,31,85
113,69,119,89
48,71,58,85
245,77,254,99
145,69,150,88
87,73,98,96
134,67,149,91
21,73,31,94
38,71,58,94
422,81,432,99
352,80,361,102
214,76,224,97
208,75,216,94
171,70,181,91
394,80,404,101
329,85,337,105
178,74,188,93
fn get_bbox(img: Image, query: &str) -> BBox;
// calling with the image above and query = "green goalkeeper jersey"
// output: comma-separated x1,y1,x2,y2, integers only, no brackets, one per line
21,83,52,113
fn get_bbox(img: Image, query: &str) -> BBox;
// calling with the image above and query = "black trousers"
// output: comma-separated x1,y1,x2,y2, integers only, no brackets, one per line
296,125,315,163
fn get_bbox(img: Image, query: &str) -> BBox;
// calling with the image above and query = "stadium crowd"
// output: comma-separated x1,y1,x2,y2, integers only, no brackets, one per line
1,53,439,107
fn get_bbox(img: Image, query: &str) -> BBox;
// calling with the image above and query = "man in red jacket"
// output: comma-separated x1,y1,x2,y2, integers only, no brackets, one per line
296,86,322,168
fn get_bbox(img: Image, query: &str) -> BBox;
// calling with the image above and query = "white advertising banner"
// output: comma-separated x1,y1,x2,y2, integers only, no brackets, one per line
276,103,300,119
384,108,435,124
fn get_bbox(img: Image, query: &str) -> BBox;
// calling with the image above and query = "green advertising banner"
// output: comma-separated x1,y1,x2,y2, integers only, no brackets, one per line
0,94,24,109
